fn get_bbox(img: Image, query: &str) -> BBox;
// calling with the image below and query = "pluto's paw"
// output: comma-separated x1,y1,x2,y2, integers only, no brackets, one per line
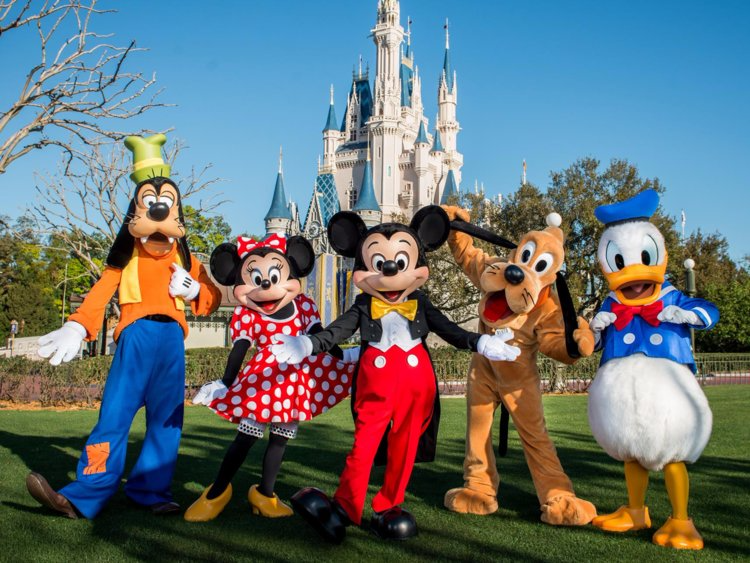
540,494,597,526
444,487,498,515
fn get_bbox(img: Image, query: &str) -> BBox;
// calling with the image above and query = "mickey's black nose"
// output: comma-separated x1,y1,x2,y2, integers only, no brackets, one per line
504,265,525,285
261,280,272,290
382,260,399,277
147,202,170,222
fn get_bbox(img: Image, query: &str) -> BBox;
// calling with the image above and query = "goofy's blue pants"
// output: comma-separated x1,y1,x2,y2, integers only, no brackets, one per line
59,319,185,518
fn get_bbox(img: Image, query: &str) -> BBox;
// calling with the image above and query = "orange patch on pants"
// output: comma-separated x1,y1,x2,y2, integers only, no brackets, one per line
83,442,110,475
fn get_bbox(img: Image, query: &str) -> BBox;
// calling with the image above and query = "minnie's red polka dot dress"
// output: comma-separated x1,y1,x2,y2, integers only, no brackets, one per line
210,294,353,426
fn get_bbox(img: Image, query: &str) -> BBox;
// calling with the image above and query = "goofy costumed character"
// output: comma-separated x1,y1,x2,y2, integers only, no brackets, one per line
26,134,222,519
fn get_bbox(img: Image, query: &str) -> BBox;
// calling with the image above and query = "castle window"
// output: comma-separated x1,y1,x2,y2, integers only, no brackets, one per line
387,165,391,177
347,188,357,209
377,147,381,159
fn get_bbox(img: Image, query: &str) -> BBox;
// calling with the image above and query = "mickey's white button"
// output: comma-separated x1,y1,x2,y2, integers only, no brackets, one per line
407,354,419,367
623,333,636,345
374,356,387,368
650,333,663,345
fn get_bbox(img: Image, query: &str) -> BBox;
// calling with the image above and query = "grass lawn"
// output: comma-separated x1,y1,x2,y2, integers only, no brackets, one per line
1,386,748,562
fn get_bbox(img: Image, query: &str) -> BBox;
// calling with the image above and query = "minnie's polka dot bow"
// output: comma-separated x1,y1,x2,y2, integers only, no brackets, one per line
237,233,287,259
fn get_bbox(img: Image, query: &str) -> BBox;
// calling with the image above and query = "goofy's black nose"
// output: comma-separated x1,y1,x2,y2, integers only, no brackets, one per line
147,202,170,222
381,260,399,277
504,265,525,285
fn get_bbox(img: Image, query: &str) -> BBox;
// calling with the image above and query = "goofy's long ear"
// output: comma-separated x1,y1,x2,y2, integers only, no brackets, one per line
286,236,315,278
176,191,192,271
327,211,367,258
410,205,450,251
210,243,241,286
106,199,136,268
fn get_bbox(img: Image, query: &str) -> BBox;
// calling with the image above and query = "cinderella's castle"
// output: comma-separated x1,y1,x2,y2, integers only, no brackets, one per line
259,0,467,320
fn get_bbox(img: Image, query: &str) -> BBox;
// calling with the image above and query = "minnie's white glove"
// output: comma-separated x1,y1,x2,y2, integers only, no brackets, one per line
477,329,521,362
658,305,702,326
169,262,200,301
38,321,86,366
342,347,361,364
271,334,313,364
192,380,228,406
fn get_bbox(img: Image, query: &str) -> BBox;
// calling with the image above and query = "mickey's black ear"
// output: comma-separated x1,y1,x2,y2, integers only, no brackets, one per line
210,243,241,286
106,199,136,268
410,205,450,251
327,211,367,258
286,236,315,278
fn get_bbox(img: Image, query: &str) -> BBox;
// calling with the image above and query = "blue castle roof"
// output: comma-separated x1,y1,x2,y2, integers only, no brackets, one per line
440,169,459,204
352,157,380,212
323,102,338,132
340,77,373,132
442,45,454,92
264,171,292,220
314,172,341,224
415,121,429,145
431,129,444,152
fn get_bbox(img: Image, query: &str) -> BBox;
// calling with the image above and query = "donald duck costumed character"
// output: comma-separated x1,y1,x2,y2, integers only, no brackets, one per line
587,189,718,550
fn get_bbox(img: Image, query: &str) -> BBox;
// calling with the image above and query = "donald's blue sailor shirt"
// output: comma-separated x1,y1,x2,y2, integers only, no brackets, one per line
596,282,719,373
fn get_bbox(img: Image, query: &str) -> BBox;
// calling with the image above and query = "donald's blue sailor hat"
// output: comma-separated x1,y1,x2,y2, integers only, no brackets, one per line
594,189,659,226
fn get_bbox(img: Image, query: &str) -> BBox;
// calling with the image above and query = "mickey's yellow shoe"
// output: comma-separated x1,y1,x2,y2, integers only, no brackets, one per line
652,517,704,550
184,484,232,522
592,505,651,532
248,484,293,518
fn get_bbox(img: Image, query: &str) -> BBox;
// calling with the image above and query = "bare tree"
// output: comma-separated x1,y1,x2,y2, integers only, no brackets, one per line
26,137,224,282
0,0,167,174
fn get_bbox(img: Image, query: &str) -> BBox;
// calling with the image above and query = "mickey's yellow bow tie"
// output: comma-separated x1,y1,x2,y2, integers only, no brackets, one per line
371,297,418,321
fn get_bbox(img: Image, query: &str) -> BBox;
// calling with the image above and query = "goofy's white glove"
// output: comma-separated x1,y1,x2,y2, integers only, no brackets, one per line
342,347,361,364
658,305,702,326
192,380,229,406
271,334,313,365
169,262,200,301
590,311,617,346
477,329,521,362
38,321,86,366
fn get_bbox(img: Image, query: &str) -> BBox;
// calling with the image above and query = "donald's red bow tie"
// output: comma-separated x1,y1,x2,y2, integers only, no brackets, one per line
237,233,287,258
611,300,663,331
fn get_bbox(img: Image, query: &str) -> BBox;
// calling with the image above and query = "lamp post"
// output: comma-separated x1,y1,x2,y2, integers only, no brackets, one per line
684,258,696,352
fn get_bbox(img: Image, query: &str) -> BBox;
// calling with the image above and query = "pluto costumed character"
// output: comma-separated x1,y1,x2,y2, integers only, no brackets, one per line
588,189,718,549
26,134,222,519
442,206,597,526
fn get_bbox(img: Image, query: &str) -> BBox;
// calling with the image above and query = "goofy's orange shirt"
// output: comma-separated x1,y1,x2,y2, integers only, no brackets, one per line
69,243,221,341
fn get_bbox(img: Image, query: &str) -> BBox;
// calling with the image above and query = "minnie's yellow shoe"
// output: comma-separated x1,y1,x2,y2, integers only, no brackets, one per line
592,505,651,532
184,484,232,522
248,484,293,518
652,517,704,550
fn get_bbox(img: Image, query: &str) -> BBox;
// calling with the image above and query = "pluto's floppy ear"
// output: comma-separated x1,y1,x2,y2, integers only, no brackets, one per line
106,199,137,268
210,243,241,286
449,220,517,250
327,211,367,258
286,236,315,278
555,272,581,359
410,205,450,251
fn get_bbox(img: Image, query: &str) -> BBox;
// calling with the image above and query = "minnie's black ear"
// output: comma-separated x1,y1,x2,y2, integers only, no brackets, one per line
210,243,241,286
410,205,450,251
286,236,315,278
327,211,367,258
106,199,137,268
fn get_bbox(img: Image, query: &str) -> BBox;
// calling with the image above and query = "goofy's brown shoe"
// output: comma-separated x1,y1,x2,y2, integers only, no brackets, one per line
26,472,78,519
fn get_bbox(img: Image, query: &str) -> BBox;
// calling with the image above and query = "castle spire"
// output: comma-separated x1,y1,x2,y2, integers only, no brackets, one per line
264,148,292,232
441,18,454,92
323,84,338,131
440,169,459,204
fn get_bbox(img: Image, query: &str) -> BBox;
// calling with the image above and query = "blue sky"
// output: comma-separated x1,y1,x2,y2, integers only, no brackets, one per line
1,0,748,260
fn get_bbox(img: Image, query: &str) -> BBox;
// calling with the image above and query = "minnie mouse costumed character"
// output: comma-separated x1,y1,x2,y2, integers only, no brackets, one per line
272,206,521,542
185,234,357,521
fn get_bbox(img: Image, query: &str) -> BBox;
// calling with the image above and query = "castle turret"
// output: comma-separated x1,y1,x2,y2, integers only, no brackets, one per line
322,85,340,173
440,168,459,205
414,120,430,177
437,19,460,162
264,147,293,234
352,149,382,227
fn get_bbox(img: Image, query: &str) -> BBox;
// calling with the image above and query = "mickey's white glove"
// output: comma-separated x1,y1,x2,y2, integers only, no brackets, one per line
658,305,702,326
169,262,200,301
38,321,86,366
342,347,361,364
590,311,617,333
271,334,313,364
192,380,228,406
477,329,521,362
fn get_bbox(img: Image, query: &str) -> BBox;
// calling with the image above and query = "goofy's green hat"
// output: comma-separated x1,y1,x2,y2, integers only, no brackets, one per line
124,133,171,184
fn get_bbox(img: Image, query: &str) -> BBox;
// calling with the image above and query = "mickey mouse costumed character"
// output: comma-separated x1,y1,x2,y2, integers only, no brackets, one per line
185,234,357,521
587,189,719,549
272,206,521,542
26,134,222,519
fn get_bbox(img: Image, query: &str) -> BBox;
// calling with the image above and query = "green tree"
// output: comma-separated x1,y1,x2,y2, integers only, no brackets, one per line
183,205,232,257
